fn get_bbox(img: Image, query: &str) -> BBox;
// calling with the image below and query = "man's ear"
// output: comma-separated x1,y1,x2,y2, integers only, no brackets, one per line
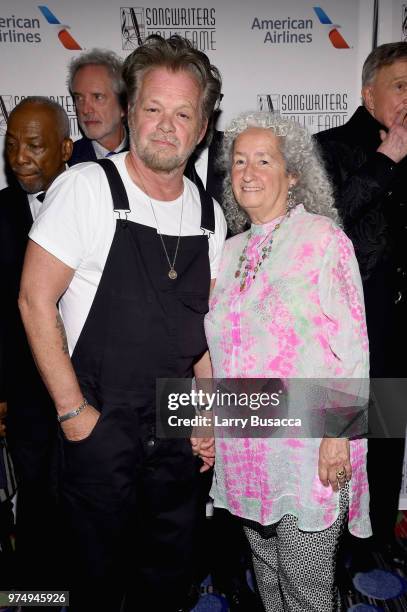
62,138,74,163
197,118,208,146
362,85,374,114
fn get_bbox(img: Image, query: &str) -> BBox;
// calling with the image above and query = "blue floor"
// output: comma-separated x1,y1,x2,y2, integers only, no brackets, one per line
190,546,407,611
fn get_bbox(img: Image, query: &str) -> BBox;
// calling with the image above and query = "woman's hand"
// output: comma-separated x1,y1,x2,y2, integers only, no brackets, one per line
190,437,215,472
318,438,351,492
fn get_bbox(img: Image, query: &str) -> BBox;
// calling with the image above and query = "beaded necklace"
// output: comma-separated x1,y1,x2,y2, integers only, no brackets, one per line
235,212,290,292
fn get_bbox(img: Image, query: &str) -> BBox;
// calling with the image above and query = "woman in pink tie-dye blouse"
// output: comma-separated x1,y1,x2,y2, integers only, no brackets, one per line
204,112,371,612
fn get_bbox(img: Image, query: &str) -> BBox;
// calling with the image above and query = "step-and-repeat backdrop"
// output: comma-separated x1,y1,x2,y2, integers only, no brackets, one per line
2,0,407,504
1,0,374,186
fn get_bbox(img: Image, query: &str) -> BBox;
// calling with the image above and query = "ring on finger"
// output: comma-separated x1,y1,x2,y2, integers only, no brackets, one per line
336,467,346,480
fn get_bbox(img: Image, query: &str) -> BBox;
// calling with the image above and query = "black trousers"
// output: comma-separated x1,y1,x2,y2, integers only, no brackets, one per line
6,400,60,591
367,437,405,545
59,404,202,612
193,471,253,595
0,498,15,589
342,437,405,568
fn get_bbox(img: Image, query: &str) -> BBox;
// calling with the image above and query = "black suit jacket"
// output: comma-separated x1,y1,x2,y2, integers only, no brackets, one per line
183,130,225,244
185,131,224,203
204,130,224,205
315,106,407,376
0,186,55,434
68,132,130,166
0,186,32,398
68,136,97,166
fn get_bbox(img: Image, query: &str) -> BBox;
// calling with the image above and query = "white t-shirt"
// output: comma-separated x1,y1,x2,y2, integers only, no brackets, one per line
27,192,44,221
29,152,227,354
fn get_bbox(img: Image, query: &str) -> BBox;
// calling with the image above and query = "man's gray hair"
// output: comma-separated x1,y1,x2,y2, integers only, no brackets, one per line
362,42,407,87
9,96,70,139
67,48,127,110
219,111,339,234
122,34,222,126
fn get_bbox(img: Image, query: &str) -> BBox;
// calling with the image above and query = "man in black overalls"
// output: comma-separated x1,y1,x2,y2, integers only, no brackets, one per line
19,35,225,612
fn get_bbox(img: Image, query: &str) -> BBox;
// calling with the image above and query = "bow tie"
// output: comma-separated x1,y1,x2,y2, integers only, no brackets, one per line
36,191,46,202
105,147,128,157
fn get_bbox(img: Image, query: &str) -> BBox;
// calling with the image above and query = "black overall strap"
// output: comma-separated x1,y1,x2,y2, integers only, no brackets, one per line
96,158,130,213
184,158,215,235
98,156,215,233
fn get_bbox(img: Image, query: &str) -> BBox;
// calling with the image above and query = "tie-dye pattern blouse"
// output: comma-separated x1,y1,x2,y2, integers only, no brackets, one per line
205,204,371,537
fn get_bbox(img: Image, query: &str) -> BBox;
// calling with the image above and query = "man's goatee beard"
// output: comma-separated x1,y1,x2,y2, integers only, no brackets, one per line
138,149,186,172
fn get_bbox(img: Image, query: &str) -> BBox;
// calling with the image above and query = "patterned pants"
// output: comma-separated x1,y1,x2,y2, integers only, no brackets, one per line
244,490,348,612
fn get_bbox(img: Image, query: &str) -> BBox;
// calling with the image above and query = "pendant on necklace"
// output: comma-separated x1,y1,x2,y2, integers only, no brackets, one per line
168,268,178,280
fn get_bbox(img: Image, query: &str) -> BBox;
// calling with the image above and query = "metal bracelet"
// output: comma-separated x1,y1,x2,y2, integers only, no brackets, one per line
57,398,88,423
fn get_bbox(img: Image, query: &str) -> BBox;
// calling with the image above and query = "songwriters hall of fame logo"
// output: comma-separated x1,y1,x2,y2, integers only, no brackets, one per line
257,92,349,132
0,94,80,138
258,95,280,112
0,95,13,136
121,7,145,50
120,6,216,51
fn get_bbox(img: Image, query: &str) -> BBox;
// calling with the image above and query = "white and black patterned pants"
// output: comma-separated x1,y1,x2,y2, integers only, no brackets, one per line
244,490,348,612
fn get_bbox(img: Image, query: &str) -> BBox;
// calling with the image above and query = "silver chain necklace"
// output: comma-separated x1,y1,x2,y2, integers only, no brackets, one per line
141,180,184,280
235,211,290,292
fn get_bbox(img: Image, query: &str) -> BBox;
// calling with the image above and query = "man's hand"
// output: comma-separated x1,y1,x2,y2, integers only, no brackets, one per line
0,401,7,437
377,106,407,163
60,403,100,442
190,437,215,473
318,438,351,492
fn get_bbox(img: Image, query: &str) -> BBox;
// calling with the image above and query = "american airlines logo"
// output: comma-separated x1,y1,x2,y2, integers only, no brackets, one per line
38,5,82,50
313,6,350,49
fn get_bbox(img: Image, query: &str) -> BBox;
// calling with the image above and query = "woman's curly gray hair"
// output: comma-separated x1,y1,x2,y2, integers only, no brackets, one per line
220,111,340,233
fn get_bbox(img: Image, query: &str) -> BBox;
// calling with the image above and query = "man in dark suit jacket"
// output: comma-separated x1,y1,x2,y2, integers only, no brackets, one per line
315,42,407,568
0,96,72,589
67,49,128,165
186,129,224,204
